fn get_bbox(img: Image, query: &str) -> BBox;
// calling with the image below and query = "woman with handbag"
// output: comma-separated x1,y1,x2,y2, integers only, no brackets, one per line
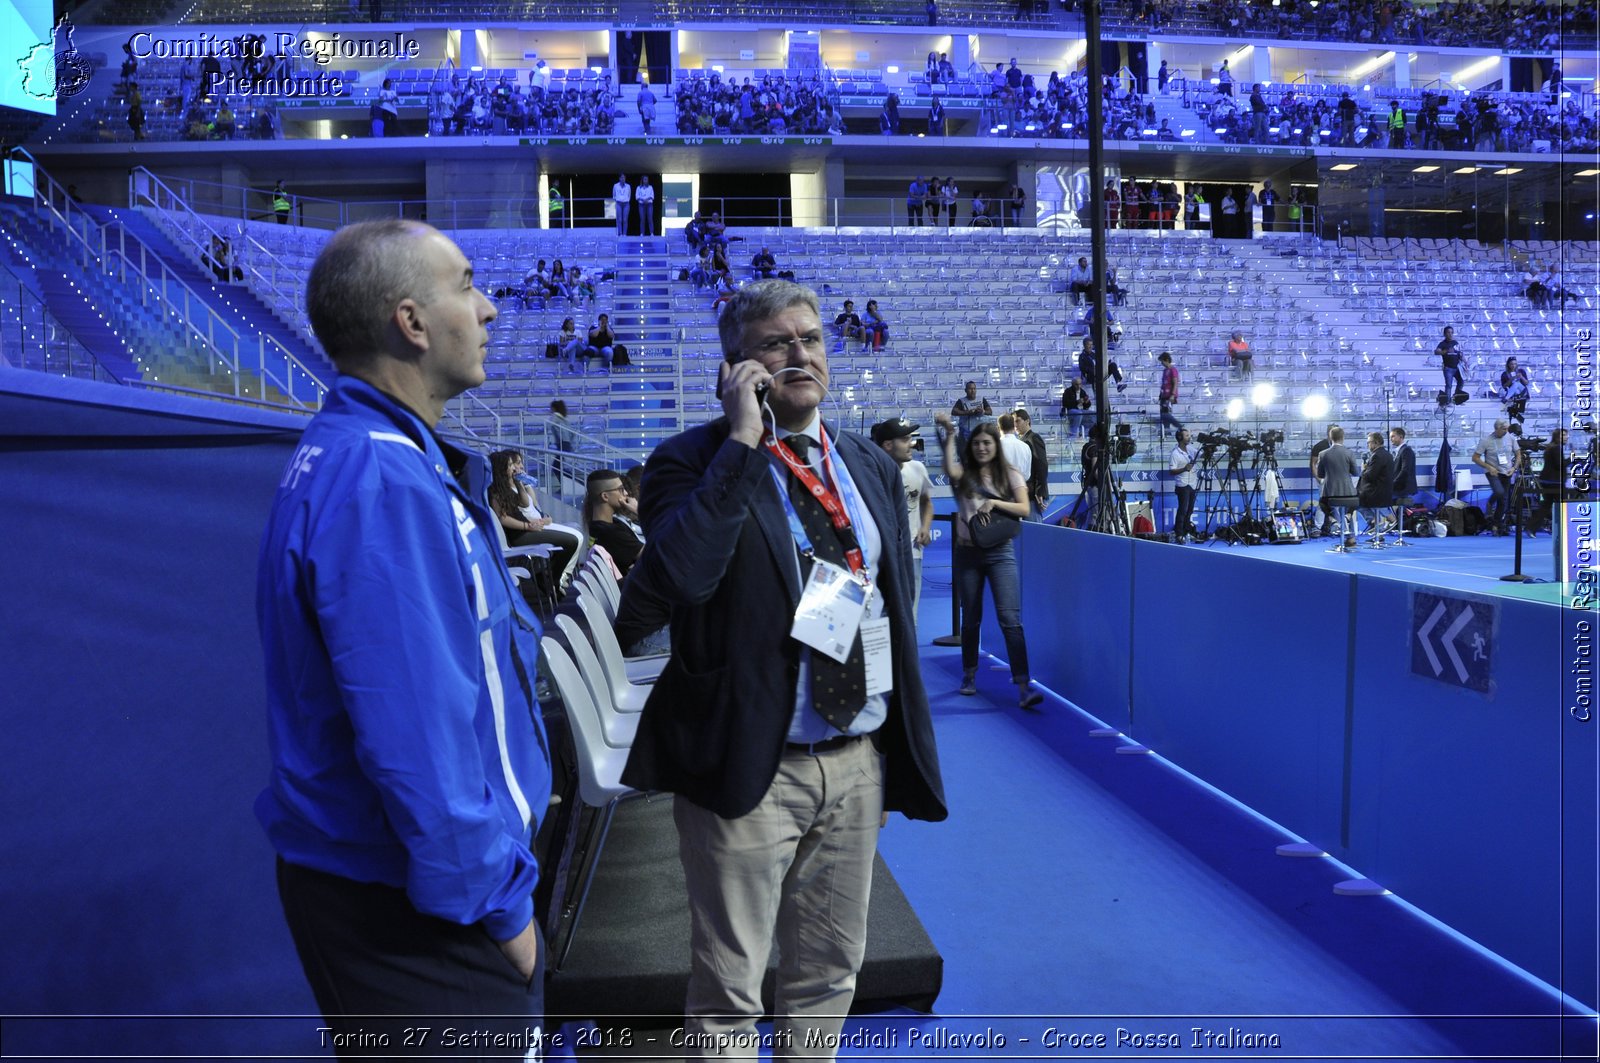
932,413,1042,709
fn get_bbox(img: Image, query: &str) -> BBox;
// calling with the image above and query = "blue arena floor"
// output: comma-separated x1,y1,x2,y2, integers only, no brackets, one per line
1184,530,1569,606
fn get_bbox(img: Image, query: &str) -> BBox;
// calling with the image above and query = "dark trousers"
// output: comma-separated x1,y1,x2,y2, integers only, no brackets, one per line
276,859,544,1060
954,541,1029,682
1484,471,1512,528
1174,485,1196,537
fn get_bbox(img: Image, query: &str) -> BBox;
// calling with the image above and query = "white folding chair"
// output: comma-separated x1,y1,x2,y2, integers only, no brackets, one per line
540,637,642,972
573,568,618,625
576,588,667,692
552,612,644,730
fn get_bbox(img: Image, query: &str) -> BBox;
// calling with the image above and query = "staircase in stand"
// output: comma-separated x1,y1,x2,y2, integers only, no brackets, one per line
606,237,683,453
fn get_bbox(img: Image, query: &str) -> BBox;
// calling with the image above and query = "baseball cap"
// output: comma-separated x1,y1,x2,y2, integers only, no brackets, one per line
870,417,920,443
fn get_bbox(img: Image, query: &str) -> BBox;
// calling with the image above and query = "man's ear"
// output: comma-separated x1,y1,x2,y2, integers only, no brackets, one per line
393,297,428,352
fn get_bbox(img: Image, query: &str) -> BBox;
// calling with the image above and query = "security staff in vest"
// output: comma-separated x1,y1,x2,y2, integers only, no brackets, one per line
272,179,291,225
623,279,946,1059
257,220,552,1054
1387,100,1406,148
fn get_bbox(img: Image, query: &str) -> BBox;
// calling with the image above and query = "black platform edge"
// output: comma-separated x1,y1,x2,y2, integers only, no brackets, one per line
546,797,943,1022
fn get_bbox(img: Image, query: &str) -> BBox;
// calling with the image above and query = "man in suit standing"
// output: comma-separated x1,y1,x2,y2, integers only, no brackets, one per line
1358,431,1396,547
1389,426,1417,544
624,280,946,1059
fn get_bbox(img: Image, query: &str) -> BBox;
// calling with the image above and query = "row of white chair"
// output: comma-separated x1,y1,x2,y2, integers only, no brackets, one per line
539,549,668,971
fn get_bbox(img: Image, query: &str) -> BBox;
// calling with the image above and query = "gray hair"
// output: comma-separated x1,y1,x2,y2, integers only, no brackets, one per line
717,279,820,360
306,219,438,366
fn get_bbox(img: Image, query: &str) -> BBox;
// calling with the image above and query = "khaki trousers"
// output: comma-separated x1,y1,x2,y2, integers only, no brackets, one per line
674,734,884,1061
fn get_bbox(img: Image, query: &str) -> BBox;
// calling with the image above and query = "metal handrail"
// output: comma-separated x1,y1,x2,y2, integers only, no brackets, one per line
15,147,327,410
130,167,315,357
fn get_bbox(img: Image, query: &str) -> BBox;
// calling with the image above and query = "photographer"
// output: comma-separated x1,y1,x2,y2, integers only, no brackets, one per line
1170,428,1199,542
1471,419,1521,535
1534,428,1569,534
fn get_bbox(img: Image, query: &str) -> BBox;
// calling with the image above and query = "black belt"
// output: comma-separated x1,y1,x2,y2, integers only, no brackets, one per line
785,733,867,757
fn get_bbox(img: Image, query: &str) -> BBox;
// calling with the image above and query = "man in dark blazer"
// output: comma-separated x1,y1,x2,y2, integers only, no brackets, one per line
1389,426,1418,542
1358,430,1396,546
623,280,945,1058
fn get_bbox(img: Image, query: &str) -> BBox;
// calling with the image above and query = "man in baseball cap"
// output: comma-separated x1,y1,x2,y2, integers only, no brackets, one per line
871,418,933,626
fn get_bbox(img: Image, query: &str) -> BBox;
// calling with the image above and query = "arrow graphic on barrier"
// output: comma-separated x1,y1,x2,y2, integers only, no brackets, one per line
1417,602,1447,677
1441,606,1474,683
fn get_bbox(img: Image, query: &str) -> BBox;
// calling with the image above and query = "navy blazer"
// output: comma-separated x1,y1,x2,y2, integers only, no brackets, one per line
621,418,947,822
1392,443,1418,496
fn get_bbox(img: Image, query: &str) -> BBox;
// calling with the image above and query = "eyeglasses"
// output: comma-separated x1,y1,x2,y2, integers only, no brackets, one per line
743,332,825,359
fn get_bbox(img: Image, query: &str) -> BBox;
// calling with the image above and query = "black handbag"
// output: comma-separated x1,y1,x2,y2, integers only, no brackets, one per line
967,485,1022,548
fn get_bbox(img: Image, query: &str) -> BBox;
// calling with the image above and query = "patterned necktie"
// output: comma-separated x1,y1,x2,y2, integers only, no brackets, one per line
783,434,868,731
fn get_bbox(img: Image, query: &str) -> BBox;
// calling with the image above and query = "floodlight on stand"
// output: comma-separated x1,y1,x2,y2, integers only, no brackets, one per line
1226,398,1245,420
1302,393,1331,420
1251,381,1277,407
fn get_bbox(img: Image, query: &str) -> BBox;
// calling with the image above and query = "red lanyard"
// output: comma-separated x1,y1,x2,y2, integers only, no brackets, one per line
763,431,866,575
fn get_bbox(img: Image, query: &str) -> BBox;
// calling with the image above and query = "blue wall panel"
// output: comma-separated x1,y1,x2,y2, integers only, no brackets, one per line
0,376,316,1034
1015,525,1133,731
1344,579,1571,1000
1128,541,1351,847
1016,518,1594,1006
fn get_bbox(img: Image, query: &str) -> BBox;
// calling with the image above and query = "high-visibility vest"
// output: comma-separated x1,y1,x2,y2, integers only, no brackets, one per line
273,191,290,213
1388,108,1405,131
549,189,565,213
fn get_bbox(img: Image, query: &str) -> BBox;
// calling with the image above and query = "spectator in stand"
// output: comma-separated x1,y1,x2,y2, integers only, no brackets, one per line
587,312,617,370
374,78,399,137
548,259,572,302
907,176,927,226
1227,330,1252,379
551,316,582,373
1524,262,1549,307
751,247,778,279
1498,355,1531,425
928,95,946,136
1065,256,1093,305
940,177,960,227
1005,183,1027,228
970,190,991,226
635,175,656,236
835,299,867,348
688,246,715,290
1157,351,1183,432
1435,325,1465,398
1259,179,1278,230
490,450,582,594
1105,266,1128,306
1060,375,1092,437
863,300,890,350
584,468,643,577
881,93,902,135
612,174,632,236
1079,336,1126,397
637,82,657,133
127,85,146,141
951,380,994,450
1250,83,1269,142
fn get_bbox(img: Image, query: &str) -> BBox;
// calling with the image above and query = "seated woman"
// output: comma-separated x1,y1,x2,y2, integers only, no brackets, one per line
569,265,597,306
548,259,572,301
488,449,583,596
556,316,584,373
862,299,890,349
